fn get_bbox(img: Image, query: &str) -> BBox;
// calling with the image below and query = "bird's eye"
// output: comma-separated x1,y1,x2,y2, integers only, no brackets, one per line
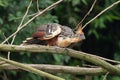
63,37,66,39
80,34,83,36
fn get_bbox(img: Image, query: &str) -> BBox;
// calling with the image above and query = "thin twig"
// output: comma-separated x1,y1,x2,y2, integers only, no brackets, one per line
7,0,33,60
11,0,32,44
3,33,11,60
37,0,40,12
27,12,38,17
3,71,8,80
14,13,38,20
3,33,10,44
94,55,120,64
82,0,120,30
75,0,97,30
103,72,109,80
1,0,63,44
7,52,11,60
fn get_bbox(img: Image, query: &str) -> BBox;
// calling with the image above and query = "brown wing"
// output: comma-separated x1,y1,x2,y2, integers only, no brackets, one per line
22,37,47,45
33,23,61,40
60,26,74,36
32,31,46,40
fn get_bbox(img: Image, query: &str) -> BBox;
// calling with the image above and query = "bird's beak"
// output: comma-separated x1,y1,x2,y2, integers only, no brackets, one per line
79,34,85,40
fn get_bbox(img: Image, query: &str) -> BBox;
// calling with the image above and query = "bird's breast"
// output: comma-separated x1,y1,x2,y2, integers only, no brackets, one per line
56,36,71,47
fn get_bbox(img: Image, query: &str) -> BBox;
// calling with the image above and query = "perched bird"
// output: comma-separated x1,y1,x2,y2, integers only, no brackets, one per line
22,23,85,47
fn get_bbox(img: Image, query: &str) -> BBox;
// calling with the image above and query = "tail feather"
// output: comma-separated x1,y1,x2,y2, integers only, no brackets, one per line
21,37,47,45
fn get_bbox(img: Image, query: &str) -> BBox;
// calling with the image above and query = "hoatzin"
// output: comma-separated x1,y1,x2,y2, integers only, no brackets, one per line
22,23,85,47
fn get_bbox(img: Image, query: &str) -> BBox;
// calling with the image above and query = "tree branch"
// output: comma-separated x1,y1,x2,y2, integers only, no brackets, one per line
82,0,120,30
7,0,33,60
0,44,120,75
1,63,120,76
0,63,105,75
76,0,97,30
0,57,64,80
1,63,120,75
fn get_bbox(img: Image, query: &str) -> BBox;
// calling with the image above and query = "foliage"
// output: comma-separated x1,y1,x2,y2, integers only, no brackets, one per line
0,0,120,80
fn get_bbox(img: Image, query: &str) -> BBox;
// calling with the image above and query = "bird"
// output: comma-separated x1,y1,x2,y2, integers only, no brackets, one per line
22,23,85,47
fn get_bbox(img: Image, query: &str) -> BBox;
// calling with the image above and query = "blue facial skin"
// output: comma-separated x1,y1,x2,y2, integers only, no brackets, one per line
71,34,85,40
79,34,85,40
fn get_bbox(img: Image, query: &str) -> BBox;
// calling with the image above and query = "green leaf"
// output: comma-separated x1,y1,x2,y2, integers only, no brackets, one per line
72,0,80,6
10,71,17,76
53,54,63,64
81,0,88,5
92,29,99,39
111,76,120,80
8,14,16,21
0,0,5,7
0,18,3,24
0,0,9,7
99,17,106,28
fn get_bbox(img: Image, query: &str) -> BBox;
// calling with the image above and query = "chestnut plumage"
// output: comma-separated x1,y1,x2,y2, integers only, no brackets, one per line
22,23,85,47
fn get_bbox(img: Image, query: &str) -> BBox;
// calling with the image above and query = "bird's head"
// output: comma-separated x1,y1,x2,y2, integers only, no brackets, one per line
75,24,85,40
69,24,85,43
